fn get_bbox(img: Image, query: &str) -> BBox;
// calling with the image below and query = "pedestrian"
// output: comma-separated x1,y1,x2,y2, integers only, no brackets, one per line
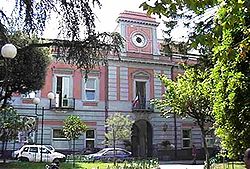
192,144,197,164
244,148,250,169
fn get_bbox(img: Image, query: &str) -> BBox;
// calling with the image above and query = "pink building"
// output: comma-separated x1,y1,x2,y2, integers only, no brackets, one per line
11,11,215,160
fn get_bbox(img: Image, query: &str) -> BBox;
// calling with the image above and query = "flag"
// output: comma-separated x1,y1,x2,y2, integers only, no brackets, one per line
132,95,139,107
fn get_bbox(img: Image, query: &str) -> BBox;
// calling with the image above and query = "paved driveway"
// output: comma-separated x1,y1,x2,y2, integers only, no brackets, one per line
160,164,204,169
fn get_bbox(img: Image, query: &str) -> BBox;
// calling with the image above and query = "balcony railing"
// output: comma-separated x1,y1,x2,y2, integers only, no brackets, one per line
50,97,75,110
132,100,154,112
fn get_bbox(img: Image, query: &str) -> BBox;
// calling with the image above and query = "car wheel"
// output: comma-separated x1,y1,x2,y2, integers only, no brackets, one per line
19,157,29,162
53,158,60,163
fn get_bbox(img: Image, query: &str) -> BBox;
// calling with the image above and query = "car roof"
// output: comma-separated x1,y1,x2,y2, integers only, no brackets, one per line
21,145,48,148
102,148,131,152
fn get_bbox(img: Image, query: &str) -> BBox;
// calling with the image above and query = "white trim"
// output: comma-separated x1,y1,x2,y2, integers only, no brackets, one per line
182,128,192,149
133,71,150,100
131,32,147,48
85,129,96,148
83,77,99,101
52,128,67,140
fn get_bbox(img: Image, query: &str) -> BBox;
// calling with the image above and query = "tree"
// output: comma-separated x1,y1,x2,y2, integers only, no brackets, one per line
210,1,250,159
63,115,87,167
140,0,218,68
152,68,214,168
0,107,23,162
0,0,124,107
105,113,133,163
0,32,50,107
0,0,124,71
141,0,250,160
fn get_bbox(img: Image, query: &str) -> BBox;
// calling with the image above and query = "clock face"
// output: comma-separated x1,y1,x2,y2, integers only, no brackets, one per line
132,33,147,48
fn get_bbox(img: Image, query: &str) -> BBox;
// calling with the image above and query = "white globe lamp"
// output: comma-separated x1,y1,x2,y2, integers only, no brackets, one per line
47,92,55,100
1,44,17,59
33,97,41,105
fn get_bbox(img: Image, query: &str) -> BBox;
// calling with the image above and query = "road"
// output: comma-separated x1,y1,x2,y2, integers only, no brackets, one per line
160,164,204,169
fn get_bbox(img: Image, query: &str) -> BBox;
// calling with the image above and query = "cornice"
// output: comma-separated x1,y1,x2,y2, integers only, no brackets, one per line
117,18,159,27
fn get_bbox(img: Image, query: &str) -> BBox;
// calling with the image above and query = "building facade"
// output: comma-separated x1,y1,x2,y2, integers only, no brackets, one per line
9,11,215,160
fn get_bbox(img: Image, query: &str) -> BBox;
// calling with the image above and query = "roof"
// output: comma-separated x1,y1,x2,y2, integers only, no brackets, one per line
117,10,159,26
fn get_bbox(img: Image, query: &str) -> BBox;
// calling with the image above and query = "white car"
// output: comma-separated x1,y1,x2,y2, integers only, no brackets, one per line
13,145,65,162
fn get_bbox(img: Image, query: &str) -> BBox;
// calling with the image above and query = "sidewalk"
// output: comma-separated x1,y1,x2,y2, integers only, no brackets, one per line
159,160,204,165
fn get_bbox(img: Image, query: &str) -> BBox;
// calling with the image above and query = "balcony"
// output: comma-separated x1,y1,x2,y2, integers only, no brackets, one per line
50,97,75,110
132,100,154,112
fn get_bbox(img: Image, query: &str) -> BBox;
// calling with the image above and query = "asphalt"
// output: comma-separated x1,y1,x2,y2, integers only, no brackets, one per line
159,160,204,165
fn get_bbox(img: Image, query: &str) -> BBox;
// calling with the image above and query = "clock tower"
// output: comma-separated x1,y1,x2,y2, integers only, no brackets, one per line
117,11,160,56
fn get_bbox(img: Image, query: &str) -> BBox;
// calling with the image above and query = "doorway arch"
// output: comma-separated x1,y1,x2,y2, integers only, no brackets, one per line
131,119,153,157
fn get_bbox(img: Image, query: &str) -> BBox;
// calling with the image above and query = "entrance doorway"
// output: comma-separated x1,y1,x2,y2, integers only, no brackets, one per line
131,120,153,157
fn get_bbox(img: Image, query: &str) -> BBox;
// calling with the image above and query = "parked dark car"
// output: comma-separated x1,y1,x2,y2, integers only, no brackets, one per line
85,148,132,162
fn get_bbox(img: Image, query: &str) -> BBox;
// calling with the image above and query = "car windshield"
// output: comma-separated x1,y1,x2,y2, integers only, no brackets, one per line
45,145,55,151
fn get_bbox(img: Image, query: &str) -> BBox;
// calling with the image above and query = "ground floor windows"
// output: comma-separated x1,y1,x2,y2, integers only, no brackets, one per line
205,130,215,147
52,129,66,140
86,130,95,149
182,129,191,148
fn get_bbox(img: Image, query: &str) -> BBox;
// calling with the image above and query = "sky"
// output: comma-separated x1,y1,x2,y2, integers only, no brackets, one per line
0,0,189,41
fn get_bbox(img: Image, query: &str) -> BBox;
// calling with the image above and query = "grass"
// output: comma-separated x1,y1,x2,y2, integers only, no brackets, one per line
0,161,118,169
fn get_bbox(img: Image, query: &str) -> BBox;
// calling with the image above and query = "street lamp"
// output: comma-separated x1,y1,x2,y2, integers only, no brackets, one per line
1,44,17,59
1,43,17,107
47,92,55,109
33,97,40,143
32,97,44,162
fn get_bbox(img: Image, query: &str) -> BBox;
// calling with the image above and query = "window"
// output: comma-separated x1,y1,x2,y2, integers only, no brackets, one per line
206,137,215,147
53,129,66,140
86,130,95,149
205,130,215,147
132,33,147,47
133,72,150,109
182,129,191,148
54,75,72,107
41,147,50,153
134,81,146,108
116,150,127,155
23,147,29,152
104,150,114,156
84,78,96,101
29,147,38,153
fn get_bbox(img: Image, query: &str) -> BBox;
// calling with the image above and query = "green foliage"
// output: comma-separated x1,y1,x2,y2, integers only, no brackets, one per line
0,159,159,169
140,0,218,67
0,107,22,142
209,0,250,159
0,0,125,72
63,115,88,140
142,0,250,160
154,68,213,124
105,113,133,146
152,68,213,167
0,32,50,107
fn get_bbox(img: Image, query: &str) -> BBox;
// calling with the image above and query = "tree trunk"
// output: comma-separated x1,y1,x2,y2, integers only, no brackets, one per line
1,140,5,162
200,125,210,169
73,138,75,168
113,128,116,165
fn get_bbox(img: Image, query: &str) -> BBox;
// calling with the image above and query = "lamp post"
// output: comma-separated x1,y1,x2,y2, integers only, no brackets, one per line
0,43,17,162
1,43,17,107
32,97,44,162
32,93,54,162
33,97,40,144
47,92,55,109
